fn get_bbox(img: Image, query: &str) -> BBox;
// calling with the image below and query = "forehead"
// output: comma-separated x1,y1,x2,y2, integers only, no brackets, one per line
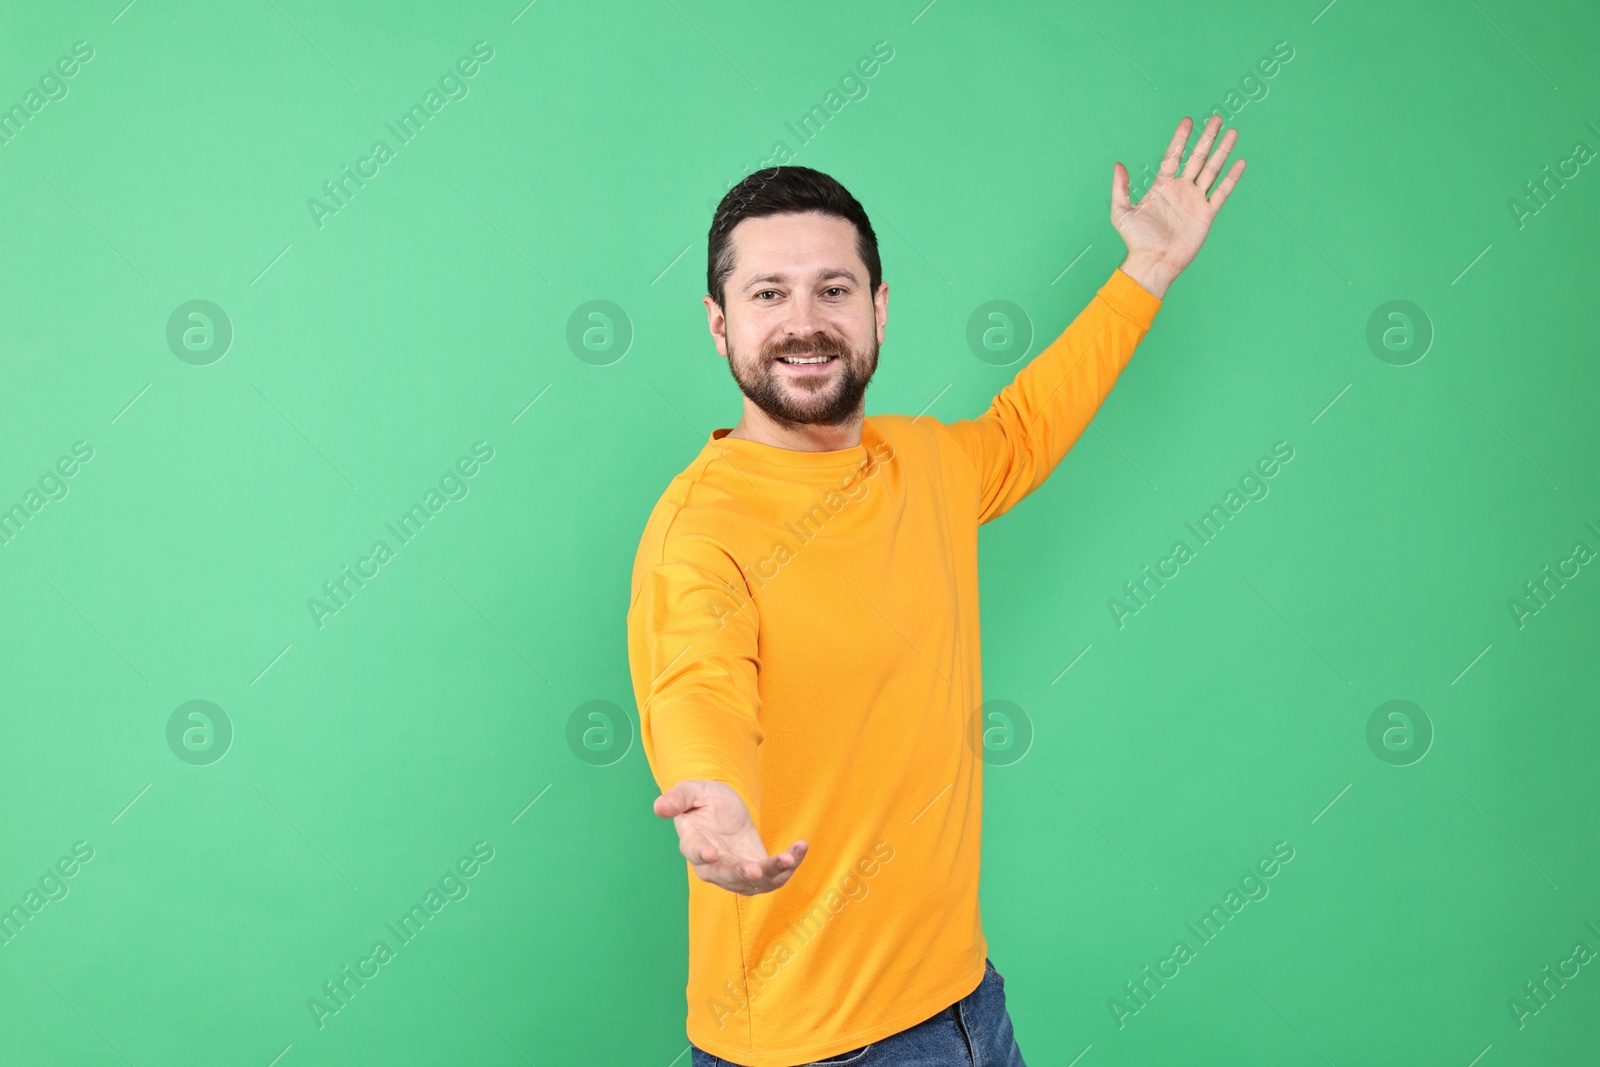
725,212,863,279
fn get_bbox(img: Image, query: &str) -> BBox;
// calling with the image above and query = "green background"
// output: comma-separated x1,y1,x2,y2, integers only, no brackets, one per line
2,1,1596,1064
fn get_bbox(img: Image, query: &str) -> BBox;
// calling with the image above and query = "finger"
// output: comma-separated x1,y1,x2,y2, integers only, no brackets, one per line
1155,117,1192,179
748,842,809,887
700,843,804,895
1181,115,1223,182
698,862,755,895
1110,162,1131,215
716,857,767,895
689,852,761,895
680,835,718,865
1207,158,1246,210
1195,126,1239,193
705,842,766,892
718,863,785,896
750,849,798,881
678,822,724,866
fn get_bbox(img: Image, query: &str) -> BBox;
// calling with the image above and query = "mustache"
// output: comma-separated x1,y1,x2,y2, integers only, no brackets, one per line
765,334,851,360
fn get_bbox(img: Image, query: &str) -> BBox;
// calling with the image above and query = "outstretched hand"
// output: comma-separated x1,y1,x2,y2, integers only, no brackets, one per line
654,780,808,896
1111,115,1245,296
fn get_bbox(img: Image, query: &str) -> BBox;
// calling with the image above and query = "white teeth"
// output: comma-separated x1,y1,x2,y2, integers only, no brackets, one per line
780,355,833,364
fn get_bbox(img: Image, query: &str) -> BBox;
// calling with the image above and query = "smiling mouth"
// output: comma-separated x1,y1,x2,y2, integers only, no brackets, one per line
777,354,838,365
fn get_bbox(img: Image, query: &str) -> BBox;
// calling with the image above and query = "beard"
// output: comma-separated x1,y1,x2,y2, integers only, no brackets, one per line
725,328,879,430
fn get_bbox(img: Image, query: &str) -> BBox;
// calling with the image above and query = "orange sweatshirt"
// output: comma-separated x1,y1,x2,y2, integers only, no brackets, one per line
626,267,1162,1066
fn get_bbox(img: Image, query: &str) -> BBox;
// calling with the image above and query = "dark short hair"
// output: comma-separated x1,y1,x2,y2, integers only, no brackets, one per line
706,165,881,309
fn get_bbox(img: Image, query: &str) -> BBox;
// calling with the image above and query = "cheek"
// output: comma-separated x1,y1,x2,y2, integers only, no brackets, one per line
739,329,774,363
730,331,774,374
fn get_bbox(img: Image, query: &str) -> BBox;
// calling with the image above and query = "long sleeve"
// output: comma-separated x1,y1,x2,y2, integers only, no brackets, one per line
627,533,764,822
936,267,1162,524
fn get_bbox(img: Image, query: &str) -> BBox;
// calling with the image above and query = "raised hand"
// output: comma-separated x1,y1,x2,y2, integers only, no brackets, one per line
1111,115,1246,297
654,779,808,896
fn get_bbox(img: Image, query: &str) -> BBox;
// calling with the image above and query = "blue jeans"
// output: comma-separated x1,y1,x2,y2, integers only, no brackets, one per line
691,957,1027,1067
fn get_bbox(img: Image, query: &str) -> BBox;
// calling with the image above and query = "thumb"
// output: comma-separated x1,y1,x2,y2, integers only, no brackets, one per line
1110,161,1131,217
654,780,702,819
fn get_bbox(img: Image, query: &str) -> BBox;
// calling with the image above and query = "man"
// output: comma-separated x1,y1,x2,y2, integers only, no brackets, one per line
627,116,1244,1067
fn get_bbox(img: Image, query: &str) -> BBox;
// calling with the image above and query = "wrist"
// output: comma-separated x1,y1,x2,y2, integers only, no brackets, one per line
1118,254,1175,300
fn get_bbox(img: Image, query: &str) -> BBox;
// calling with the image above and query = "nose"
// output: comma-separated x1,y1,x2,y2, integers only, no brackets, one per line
781,293,827,341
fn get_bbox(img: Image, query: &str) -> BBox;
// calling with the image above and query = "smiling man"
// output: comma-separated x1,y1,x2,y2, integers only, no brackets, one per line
627,117,1244,1067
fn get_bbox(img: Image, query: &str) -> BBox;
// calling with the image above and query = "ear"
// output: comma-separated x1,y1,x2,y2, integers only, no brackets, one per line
703,294,730,359
873,281,889,347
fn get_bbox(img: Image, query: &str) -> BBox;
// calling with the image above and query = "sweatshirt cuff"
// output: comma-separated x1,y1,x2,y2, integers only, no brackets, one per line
1100,268,1163,329
652,741,762,824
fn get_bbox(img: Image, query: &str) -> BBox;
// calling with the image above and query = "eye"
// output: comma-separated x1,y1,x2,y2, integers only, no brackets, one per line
823,286,847,297
755,289,781,301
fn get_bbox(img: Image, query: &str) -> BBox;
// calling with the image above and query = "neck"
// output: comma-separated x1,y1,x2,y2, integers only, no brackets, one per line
725,401,864,451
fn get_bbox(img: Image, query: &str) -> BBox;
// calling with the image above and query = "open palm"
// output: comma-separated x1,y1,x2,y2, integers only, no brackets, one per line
1112,115,1245,277
654,779,808,896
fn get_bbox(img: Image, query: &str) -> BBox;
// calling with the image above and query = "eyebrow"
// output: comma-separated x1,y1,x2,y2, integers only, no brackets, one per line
741,268,861,293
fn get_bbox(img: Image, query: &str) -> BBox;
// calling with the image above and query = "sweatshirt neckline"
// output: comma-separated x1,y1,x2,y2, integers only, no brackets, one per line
708,417,880,472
